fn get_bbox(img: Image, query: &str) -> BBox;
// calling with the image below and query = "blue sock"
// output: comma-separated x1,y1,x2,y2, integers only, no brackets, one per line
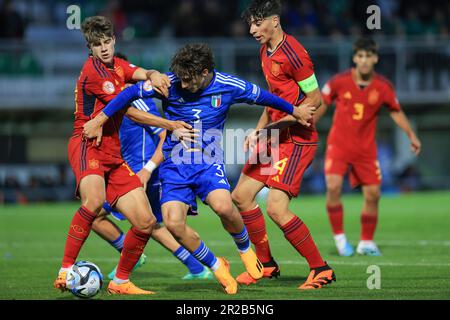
173,246,205,275
192,241,219,271
109,233,124,253
230,226,251,253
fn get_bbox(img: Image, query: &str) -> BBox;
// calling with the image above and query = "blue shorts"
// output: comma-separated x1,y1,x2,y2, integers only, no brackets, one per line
103,181,197,223
159,159,230,207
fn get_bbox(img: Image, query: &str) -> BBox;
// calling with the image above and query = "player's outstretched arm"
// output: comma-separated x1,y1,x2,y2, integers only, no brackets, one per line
136,130,166,190
390,110,422,155
244,108,270,152
313,100,329,123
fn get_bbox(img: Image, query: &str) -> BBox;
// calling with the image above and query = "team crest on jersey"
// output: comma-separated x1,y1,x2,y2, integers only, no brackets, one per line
344,91,352,99
102,81,115,94
271,61,282,76
211,94,222,108
368,89,379,105
143,80,153,92
89,159,99,169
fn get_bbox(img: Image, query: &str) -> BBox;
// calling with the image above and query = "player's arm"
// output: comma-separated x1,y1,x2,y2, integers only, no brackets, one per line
136,130,166,189
245,108,270,152
389,110,421,155
131,68,171,98
263,88,322,131
82,82,194,145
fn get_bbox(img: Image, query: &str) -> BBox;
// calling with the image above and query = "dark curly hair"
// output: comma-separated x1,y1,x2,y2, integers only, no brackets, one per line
353,37,379,55
242,0,282,24
170,43,215,80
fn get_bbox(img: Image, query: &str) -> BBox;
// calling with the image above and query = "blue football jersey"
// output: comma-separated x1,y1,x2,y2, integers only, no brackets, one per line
135,71,262,164
119,97,163,182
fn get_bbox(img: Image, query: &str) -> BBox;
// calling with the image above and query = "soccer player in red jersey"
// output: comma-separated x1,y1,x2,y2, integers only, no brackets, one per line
231,0,335,290
53,16,193,295
314,37,422,256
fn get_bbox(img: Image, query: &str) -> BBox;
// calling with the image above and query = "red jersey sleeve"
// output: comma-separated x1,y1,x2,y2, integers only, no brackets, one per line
285,41,315,83
115,57,139,83
321,76,338,106
383,82,401,111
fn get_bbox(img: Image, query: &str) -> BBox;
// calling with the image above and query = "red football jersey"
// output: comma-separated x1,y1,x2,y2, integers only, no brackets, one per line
73,56,138,156
321,68,401,158
260,33,318,144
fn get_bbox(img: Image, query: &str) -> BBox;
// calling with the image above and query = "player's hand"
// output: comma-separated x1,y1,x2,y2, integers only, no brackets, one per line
292,104,316,127
148,71,171,98
244,130,259,152
136,168,152,191
82,118,103,147
410,134,421,155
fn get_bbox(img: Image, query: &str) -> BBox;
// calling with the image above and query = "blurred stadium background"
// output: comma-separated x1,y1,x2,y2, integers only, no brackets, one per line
0,0,449,204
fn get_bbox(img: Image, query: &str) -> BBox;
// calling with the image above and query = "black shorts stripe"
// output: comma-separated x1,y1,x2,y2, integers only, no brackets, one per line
285,146,304,185
282,145,302,184
80,140,87,172
284,42,303,67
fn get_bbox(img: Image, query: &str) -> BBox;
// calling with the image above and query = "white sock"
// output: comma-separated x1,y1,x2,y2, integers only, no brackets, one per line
210,259,220,272
334,233,348,249
359,240,376,247
113,276,129,284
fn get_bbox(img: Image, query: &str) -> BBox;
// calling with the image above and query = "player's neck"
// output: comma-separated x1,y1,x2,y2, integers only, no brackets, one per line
355,69,374,85
200,72,214,90
267,28,284,51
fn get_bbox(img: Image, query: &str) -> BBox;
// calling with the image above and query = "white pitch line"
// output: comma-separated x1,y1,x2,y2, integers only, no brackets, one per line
2,257,449,268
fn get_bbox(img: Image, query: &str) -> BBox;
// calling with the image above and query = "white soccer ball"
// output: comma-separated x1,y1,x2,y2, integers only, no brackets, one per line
66,260,103,298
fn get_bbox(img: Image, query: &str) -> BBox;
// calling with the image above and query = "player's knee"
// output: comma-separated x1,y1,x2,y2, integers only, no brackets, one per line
134,215,156,233
266,203,285,222
327,182,342,198
231,189,244,206
165,219,186,238
213,202,234,218
365,189,381,203
231,189,252,210
83,196,105,213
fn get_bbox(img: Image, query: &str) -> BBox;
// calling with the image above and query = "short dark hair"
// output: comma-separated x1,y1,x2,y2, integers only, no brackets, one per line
353,37,378,55
170,43,215,80
242,0,282,24
81,16,114,46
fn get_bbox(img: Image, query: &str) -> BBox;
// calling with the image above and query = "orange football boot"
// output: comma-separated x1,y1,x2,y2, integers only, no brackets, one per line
236,258,280,286
53,270,68,292
107,280,156,295
213,257,238,295
298,263,336,290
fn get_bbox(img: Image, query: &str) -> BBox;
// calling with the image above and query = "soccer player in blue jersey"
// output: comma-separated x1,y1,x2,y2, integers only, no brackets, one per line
90,53,213,281
83,43,315,294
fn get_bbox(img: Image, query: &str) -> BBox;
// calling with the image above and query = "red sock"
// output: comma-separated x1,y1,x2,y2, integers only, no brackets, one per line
326,203,344,235
241,206,272,263
361,213,378,241
281,216,325,269
62,206,97,268
115,227,151,280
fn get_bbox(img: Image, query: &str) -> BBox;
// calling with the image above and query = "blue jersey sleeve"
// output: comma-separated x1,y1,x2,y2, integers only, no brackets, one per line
231,78,294,115
103,80,156,118
131,98,164,135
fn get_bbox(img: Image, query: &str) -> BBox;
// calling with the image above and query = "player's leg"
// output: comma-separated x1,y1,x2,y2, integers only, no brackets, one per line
106,187,156,294
54,174,105,292
150,223,213,280
162,200,237,294
91,206,148,280
232,173,275,265
206,189,263,280
266,188,335,289
351,159,382,256
357,184,382,256
146,184,211,280
325,174,354,256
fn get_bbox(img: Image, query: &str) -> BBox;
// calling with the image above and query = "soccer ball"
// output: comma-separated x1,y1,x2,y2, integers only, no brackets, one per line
66,260,103,298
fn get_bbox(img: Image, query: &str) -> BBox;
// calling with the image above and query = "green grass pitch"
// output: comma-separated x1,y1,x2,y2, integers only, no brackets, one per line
1,191,449,300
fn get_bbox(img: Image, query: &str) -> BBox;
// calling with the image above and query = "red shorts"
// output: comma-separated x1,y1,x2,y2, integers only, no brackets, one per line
242,141,317,197
325,145,381,188
68,136,142,206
